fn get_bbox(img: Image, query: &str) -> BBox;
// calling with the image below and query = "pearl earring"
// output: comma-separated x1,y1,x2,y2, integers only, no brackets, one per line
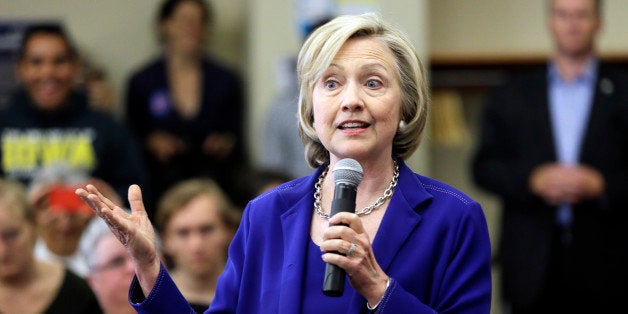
398,120,406,129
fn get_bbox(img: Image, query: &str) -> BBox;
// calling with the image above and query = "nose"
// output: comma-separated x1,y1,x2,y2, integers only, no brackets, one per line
341,81,364,113
38,61,57,77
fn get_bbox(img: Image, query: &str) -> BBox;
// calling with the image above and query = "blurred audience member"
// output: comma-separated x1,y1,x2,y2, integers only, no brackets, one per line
473,0,628,313
0,178,102,314
81,219,136,314
30,164,93,277
125,0,246,215
229,168,293,210
260,16,333,179
81,62,118,113
155,178,240,313
251,169,293,195
29,163,121,277
0,23,147,207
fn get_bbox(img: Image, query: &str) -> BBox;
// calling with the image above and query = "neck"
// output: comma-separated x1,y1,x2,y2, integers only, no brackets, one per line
553,51,594,81
172,265,222,292
166,49,201,69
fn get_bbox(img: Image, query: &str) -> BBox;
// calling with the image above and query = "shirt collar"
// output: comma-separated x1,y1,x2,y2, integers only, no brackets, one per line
548,57,598,84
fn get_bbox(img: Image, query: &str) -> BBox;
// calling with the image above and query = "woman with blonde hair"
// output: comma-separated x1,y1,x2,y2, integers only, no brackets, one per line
78,13,491,313
0,178,101,314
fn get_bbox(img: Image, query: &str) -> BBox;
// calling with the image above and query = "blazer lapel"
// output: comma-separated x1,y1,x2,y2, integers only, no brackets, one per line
346,160,431,312
277,172,319,314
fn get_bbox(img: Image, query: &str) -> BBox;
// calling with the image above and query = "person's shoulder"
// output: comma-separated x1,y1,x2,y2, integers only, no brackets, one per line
598,63,628,84
202,57,240,80
56,268,96,299
79,105,133,138
242,173,318,222
51,268,102,313
249,176,311,207
498,65,546,90
0,88,29,117
128,57,165,82
0,101,20,119
416,175,479,209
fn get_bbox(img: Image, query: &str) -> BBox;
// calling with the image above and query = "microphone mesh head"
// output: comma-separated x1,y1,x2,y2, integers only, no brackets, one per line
333,158,363,186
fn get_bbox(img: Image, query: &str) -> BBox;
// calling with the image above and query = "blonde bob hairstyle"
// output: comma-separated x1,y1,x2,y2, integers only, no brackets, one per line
297,12,429,168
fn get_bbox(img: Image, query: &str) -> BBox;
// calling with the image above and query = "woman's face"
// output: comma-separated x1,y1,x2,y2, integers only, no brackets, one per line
162,0,206,55
87,233,135,314
312,36,402,164
163,194,231,277
37,209,93,257
0,205,36,281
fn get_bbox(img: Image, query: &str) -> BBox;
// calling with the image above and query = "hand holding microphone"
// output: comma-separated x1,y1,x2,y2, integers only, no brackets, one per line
323,158,363,296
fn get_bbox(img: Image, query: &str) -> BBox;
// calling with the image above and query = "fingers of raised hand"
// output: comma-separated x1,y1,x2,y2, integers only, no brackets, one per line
127,184,147,215
75,188,100,213
86,184,120,210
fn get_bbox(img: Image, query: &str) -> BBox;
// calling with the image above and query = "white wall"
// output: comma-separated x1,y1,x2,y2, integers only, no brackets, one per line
430,0,628,58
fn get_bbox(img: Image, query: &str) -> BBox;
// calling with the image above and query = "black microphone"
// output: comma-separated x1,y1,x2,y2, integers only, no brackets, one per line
323,158,363,297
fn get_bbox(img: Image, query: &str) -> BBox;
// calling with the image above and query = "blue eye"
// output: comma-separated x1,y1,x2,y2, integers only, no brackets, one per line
367,80,381,88
324,80,338,89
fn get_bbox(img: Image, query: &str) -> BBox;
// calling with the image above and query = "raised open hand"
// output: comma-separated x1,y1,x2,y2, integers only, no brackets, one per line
76,184,161,296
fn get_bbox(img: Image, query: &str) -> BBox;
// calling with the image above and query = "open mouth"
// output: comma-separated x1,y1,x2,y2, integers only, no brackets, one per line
338,121,370,130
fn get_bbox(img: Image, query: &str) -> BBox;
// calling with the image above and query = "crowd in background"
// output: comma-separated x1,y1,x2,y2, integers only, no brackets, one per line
0,0,626,313
0,1,287,313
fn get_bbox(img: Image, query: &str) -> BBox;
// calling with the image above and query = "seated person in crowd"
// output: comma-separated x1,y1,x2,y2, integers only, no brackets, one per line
0,178,101,314
81,219,136,314
0,23,146,207
154,178,240,313
29,163,121,277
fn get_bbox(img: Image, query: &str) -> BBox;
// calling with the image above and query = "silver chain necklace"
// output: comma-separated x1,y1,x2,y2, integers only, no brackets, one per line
313,159,399,220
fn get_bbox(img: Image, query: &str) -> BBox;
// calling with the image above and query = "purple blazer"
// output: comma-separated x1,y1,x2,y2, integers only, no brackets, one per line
130,159,492,313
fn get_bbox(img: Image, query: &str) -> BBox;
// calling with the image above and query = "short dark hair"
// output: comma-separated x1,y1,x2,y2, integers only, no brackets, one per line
18,24,77,61
157,0,213,25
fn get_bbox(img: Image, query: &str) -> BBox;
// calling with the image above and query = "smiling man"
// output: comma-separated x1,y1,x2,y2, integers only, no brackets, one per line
0,24,146,207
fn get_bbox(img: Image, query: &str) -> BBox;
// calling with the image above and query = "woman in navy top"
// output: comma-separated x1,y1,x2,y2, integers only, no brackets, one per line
78,13,492,313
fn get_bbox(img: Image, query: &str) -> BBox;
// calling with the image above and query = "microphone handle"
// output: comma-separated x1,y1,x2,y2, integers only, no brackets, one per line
323,183,357,297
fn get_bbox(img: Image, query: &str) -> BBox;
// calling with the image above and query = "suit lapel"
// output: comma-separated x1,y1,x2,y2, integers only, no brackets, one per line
579,66,615,163
277,173,318,313
527,67,557,161
346,161,431,312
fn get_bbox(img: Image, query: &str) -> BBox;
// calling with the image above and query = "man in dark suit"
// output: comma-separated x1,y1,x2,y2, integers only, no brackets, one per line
472,0,628,313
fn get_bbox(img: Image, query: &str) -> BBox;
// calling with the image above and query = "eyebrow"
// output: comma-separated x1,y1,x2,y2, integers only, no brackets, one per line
327,62,390,73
